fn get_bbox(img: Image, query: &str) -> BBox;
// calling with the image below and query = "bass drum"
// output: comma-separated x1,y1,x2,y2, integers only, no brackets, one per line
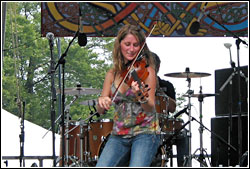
88,119,113,161
96,134,167,167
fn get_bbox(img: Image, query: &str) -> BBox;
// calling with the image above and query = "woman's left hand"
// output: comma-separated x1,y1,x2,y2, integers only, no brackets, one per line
131,81,140,94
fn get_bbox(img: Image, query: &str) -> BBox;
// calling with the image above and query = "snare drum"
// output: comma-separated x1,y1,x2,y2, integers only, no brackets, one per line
160,118,183,134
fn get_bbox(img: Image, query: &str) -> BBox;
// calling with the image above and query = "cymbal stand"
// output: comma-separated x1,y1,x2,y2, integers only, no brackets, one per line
192,85,209,167
183,67,194,167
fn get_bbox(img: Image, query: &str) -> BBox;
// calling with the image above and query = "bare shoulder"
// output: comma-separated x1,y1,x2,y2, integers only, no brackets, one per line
107,69,115,78
104,69,115,83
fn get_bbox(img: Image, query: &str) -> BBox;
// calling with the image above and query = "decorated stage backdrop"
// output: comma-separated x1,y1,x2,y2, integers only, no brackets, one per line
41,2,248,37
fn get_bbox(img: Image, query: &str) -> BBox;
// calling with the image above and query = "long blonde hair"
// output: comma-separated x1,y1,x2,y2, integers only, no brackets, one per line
112,24,154,73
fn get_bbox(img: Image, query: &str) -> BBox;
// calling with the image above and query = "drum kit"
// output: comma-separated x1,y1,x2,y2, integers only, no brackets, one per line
54,87,114,167
163,67,218,167
151,67,218,167
54,68,217,167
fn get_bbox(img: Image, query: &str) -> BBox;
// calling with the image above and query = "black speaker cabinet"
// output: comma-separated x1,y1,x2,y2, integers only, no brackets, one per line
211,115,248,167
215,66,248,116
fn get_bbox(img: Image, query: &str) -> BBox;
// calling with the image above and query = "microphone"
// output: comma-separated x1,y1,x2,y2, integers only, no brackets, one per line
46,32,54,46
78,11,87,47
173,107,188,119
190,2,208,34
224,43,235,69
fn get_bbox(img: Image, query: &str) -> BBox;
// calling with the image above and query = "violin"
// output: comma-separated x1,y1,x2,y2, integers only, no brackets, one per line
121,56,150,103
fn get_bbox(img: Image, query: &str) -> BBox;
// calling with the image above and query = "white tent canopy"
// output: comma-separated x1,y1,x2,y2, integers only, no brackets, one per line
1,109,60,167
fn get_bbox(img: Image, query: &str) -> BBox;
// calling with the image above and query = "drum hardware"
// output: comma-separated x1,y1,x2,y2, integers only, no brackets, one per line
79,99,98,106
63,96,80,166
181,67,194,167
182,92,220,166
172,107,188,119
161,120,191,167
57,87,101,96
183,93,219,98
65,112,100,166
182,91,220,165
189,85,211,167
164,71,211,78
165,67,211,166
183,114,237,167
58,95,97,167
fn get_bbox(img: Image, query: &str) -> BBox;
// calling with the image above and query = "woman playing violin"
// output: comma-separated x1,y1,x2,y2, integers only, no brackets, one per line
96,24,161,167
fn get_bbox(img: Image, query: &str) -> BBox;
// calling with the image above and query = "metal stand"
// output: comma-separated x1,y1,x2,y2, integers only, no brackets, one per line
183,68,194,167
65,96,79,166
219,43,248,166
206,12,248,165
47,33,57,166
19,101,25,167
55,30,79,166
191,86,209,167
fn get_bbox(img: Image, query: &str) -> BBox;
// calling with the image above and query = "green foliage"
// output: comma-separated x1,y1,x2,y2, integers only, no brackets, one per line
2,2,114,129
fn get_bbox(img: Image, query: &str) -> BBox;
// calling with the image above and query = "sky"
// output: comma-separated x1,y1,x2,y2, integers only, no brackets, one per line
147,36,249,167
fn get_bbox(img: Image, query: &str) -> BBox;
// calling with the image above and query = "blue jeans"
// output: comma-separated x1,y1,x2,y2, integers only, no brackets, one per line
96,134,161,167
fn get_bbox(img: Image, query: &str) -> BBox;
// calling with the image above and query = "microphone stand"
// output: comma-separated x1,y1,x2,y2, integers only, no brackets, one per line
48,37,57,167
219,44,235,166
55,30,79,166
205,13,248,164
19,101,25,167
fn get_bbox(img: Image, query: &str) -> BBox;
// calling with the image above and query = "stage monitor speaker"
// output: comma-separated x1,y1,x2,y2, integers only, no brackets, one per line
215,66,248,116
211,115,248,167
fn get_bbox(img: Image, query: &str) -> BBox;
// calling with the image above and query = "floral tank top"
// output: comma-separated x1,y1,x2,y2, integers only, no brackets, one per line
111,83,161,138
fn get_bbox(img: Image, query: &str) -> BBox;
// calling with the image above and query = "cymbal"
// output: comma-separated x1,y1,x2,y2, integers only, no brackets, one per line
183,93,219,98
79,99,97,106
57,87,101,95
164,72,211,78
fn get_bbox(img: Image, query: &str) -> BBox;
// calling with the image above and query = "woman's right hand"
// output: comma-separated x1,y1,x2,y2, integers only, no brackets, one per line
97,96,112,113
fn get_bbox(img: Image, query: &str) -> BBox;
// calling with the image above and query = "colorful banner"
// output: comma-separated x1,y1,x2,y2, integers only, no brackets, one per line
41,2,248,37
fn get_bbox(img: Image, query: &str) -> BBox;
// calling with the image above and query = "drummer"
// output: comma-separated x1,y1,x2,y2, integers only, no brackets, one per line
152,52,176,113
152,52,189,167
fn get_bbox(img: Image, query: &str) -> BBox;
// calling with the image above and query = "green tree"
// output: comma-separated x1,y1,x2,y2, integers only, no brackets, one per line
2,2,114,129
